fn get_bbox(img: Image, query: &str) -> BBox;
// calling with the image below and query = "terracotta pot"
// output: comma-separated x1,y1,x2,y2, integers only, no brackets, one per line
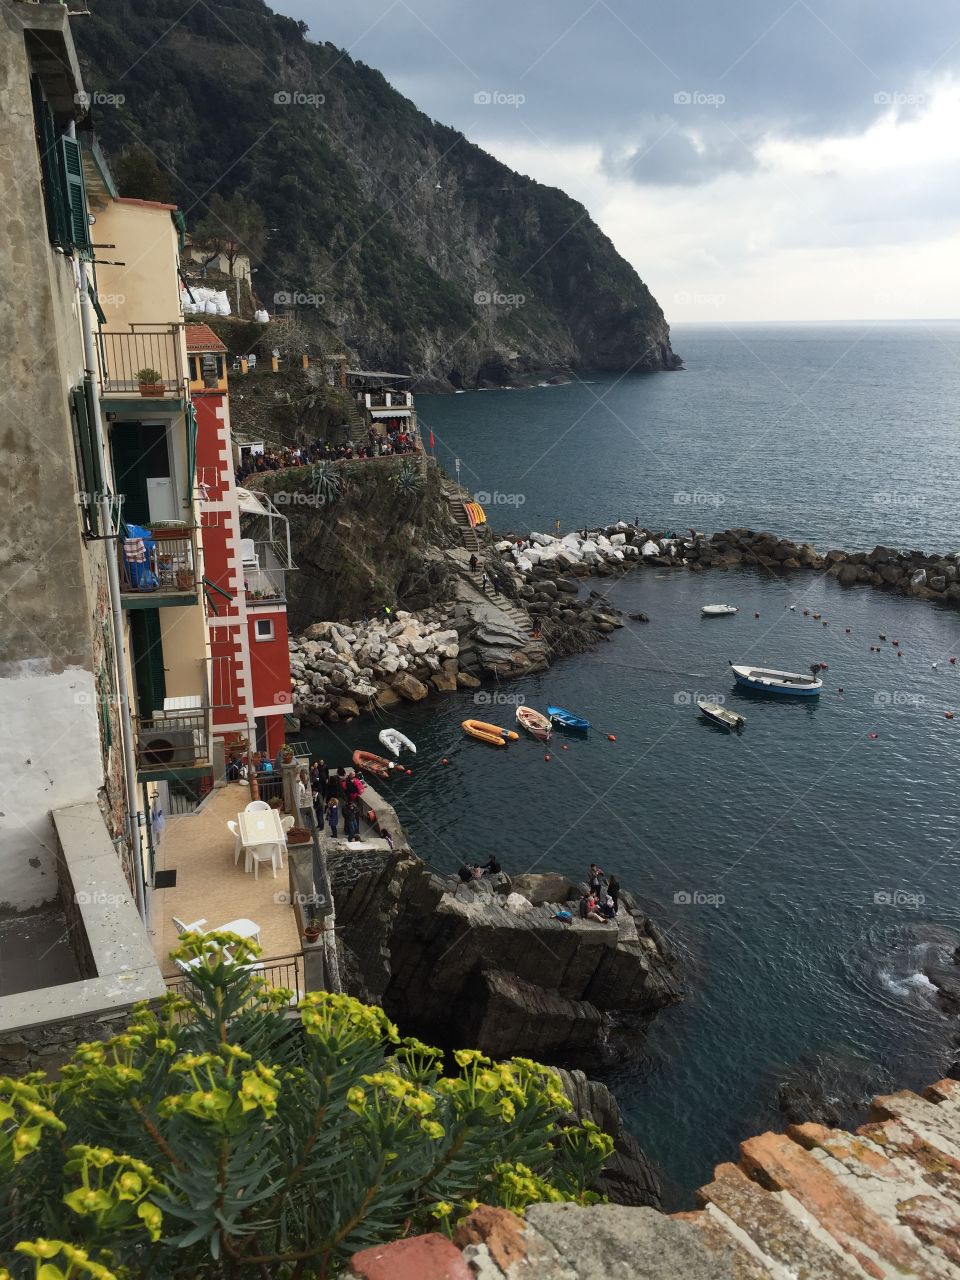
138,382,165,397
287,828,311,845
302,924,321,943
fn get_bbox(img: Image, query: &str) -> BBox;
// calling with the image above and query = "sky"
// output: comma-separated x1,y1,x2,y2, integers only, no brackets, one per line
271,0,960,323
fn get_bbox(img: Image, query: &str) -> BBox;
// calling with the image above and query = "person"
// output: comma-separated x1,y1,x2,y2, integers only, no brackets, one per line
325,796,339,838
458,862,474,882
481,572,488,593
324,771,340,803
587,863,605,895
335,766,349,797
482,854,501,875
226,757,243,783
579,893,605,924
311,758,328,793
296,768,310,811
343,797,360,840
470,864,483,880
598,894,617,921
491,575,503,597
469,552,479,573
607,875,620,914
531,618,542,640
347,771,364,801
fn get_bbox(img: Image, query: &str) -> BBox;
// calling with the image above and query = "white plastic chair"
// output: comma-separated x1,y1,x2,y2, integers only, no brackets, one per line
248,844,280,880
280,815,295,834
227,820,244,865
245,800,271,812
172,915,207,935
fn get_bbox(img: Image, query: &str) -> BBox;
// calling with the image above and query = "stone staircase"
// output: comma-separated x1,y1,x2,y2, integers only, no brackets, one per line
442,478,483,554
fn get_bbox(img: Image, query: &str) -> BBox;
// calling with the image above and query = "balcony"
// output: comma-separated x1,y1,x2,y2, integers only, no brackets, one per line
135,707,211,776
119,528,199,605
241,539,294,606
97,325,184,398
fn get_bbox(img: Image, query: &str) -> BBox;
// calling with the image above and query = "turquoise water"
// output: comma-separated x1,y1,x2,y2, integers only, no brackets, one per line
306,325,960,1203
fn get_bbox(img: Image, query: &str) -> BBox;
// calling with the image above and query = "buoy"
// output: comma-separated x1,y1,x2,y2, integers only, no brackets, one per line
869,733,879,739
441,757,449,765
544,754,551,762
607,734,617,742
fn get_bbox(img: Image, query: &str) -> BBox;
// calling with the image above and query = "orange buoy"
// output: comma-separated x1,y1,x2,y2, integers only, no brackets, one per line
544,754,551,761
607,734,617,742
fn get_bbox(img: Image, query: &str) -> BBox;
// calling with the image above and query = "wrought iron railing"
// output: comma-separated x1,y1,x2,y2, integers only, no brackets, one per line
119,529,198,595
135,710,210,772
97,325,183,394
164,951,308,1007
244,565,286,603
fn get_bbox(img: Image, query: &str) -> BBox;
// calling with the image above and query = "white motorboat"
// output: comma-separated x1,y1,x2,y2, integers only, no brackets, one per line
699,701,745,730
729,663,822,697
702,604,738,616
378,728,417,757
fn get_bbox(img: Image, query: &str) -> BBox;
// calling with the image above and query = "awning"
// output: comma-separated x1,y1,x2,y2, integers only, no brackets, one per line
236,486,271,517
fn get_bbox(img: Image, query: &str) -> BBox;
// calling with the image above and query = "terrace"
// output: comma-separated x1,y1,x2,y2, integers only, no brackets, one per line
97,324,185,398
119,526,200,604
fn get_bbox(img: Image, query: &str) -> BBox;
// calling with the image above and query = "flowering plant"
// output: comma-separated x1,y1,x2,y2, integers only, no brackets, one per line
0,932,611,1278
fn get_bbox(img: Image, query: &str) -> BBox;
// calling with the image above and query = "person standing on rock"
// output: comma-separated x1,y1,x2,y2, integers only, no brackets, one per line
481,572,489,593
325,795,339,839
469,552,479,573
607,875,620,914
588,863,605,895
491,575,502,597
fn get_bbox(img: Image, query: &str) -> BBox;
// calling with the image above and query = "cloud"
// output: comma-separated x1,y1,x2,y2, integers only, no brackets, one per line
604,121,763,187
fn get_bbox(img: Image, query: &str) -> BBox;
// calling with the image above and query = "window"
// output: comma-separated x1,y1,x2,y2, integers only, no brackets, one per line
255,619,274,641
30,76,91,253
70,384,102,534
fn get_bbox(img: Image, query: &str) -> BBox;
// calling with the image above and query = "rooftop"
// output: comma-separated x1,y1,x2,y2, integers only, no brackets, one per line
185,323,228,354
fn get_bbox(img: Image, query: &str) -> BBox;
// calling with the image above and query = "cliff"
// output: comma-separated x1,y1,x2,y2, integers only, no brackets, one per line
73,0,681,388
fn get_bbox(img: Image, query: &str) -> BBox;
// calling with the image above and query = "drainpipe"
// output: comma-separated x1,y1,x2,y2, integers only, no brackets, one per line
77,267,147,920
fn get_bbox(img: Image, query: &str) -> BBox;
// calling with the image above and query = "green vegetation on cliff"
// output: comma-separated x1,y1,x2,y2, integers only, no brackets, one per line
74,0,680,386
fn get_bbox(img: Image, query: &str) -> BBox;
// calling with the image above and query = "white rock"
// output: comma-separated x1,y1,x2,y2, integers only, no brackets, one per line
609,532,626,546
641,540,660,558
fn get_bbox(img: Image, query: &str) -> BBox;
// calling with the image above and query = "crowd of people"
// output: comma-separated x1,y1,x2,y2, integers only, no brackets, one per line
579,863,620,924
457,855,503,881
234,423,420,486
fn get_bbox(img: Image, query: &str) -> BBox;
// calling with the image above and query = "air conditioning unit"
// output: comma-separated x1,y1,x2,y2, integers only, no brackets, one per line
138,728,198,769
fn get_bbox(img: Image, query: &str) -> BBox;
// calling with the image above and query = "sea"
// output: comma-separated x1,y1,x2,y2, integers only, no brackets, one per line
306,323,960,1205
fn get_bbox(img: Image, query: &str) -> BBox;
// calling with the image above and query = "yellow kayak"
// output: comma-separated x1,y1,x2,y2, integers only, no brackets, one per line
462,719,519,747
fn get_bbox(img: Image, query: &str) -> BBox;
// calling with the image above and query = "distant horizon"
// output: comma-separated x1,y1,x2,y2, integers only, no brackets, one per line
669,317,960,327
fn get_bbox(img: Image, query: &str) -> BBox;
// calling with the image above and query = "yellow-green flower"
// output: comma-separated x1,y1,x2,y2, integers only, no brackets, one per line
420,1119,444,1140
137,1200,163,1241
12,1124,42,1161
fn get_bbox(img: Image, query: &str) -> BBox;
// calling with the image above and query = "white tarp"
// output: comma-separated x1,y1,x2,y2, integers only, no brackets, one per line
235,486,271,517
182,286,230,317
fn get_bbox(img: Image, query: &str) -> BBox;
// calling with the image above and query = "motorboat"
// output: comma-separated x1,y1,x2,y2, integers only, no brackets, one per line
702,604,738,617
462,719,519,747
547,705,591,731
729,663,822,697
516,706,552,740
378,728,416,757
699,701,744,730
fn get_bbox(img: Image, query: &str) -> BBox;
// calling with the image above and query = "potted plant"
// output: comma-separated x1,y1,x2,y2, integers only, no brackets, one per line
136,366,165,397
302,919,321,944
144,520,190,543
286,825,311,845
279,743,295,765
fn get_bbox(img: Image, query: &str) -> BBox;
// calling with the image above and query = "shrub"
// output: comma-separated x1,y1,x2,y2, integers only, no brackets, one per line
0,933,611,1278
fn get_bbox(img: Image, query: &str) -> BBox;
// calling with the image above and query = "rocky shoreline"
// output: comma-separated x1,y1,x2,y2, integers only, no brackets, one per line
289,518,960,725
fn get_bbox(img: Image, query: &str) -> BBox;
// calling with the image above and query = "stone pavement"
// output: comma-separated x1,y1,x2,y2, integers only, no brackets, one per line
348,1075,960,1278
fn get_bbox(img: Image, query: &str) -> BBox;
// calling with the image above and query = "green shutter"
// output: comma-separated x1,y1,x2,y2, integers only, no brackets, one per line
58,136,91,254
88,276,108,326
185,404,198,501
30,76,69,246
130,609,166,719
71,385,99,533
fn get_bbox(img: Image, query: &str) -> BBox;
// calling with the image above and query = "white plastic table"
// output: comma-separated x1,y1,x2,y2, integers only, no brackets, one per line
238,809,285,874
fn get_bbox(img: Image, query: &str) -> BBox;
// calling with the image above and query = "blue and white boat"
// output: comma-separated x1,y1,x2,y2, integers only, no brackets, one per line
547,705,591,730
729,663,822,697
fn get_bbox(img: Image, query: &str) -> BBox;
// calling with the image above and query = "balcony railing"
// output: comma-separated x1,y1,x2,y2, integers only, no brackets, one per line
135,710,210,773
164,951,308,1009
97,325,183,395
242,539,294,604
244,565,286,604
120,529,198,596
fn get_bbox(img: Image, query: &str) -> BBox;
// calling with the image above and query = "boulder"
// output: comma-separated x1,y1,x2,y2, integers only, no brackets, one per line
430,668,458,693
555,577,580,594
837,564,860,587
374,685,401,708
333,696,360,719
456,671,482,689
391,672,430,701
510,872,577,905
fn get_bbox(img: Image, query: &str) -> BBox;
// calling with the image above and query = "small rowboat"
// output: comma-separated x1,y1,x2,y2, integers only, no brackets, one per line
378,728,416,757
547,705,591,731
699,701,744,731
352,749,399,778
729,663,822,697
516,706,552,740
702,603,738,617
462,719,520,747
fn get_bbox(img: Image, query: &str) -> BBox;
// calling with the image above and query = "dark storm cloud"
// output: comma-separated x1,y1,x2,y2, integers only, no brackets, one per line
278,0,960,173
604,120,763,186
